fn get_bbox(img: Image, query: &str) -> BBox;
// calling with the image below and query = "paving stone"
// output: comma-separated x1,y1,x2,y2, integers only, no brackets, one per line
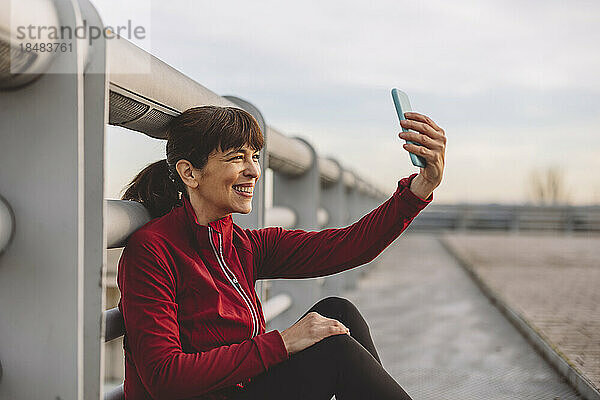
443,232,600,394
341,233,581,399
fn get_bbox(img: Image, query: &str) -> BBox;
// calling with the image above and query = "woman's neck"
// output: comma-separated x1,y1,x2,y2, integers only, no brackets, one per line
187,193,229,226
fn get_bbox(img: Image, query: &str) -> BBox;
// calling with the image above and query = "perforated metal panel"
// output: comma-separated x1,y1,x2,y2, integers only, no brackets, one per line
108,90,176,138
108,90,149,124
0,39,38,83
123,108,173,138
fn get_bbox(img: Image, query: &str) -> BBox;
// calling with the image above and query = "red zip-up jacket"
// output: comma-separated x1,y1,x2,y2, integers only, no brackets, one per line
117,173,431,400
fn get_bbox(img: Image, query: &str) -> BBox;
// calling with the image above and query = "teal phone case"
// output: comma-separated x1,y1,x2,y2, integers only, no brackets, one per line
391,88,426,168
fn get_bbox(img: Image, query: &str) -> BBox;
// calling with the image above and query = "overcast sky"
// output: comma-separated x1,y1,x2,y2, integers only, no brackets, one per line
97,0,600,204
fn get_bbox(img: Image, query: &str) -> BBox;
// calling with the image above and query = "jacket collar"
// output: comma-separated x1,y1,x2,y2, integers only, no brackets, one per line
180,195,234,251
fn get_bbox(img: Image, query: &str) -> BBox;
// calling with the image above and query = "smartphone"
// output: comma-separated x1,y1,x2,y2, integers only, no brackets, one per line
391,88,426,168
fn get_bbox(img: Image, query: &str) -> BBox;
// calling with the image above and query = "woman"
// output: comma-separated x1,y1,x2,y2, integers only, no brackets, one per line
118,105,446,400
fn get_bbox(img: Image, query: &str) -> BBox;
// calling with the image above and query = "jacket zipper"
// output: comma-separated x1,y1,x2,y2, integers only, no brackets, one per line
217,231,260,338
208,226,259,338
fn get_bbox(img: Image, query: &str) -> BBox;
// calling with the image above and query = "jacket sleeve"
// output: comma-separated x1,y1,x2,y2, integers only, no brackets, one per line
117,230,289,400
248,173,432,281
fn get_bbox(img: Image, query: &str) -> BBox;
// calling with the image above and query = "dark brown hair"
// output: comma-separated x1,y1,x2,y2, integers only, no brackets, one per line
122,106,264,218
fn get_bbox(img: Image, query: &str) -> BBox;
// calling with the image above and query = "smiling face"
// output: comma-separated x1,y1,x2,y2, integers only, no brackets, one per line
178,144,261,225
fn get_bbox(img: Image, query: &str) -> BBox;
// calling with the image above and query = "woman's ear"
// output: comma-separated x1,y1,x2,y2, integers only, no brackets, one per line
176,159,199,189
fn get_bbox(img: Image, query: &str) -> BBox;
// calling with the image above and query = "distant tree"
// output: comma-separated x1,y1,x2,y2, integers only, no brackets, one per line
528,166,569,205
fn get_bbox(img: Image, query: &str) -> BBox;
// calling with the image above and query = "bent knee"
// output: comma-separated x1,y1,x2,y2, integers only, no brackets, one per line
315,296,357,313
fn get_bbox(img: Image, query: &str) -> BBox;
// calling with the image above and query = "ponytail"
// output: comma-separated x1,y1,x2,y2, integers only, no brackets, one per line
121,159,183,219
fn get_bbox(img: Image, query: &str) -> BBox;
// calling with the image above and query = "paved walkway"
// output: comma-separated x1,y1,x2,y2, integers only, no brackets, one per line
341,233,581,399
442,232,599,397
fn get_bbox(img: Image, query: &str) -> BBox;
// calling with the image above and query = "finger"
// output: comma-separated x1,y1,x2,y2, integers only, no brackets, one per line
404,112,444,134
332,320,349,332
399,131,444,150
402,142,438,162
339,323,349,332
329,319,346,329
328,324,348,335
340,324,350,335
400,119,444,140
404,112,444,133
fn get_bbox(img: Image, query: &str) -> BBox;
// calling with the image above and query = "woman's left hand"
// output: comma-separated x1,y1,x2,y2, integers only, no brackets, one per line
399,112,447,200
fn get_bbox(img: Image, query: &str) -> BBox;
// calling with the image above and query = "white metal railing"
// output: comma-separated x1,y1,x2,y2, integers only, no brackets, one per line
0,1,387,399
409,204,600,232
0,195,15,256
106,200,151,249
106,37,384,198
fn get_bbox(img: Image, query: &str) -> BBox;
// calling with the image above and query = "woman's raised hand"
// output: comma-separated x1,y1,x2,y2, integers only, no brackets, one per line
279,311,350,355
399,112,447,200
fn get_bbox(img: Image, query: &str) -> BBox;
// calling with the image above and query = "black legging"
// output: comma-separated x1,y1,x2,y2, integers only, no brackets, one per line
231,296,413,400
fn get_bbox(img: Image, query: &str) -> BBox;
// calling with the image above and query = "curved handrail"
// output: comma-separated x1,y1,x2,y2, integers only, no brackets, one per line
106,38,386,199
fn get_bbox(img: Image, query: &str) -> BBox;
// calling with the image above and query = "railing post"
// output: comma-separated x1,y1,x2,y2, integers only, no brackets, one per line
565,207,575,233
0,0,107,398
357,180,379,278
223,96,267,231
223,96,269,303
81,1,109,399
267,138,321,331
457,204,468,231
511,206,520,232
343,175,362,291
320,159,348,296
0,195,15,257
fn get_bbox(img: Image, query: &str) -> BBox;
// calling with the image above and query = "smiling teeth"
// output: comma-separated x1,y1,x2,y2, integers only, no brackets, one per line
233,186,253,194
